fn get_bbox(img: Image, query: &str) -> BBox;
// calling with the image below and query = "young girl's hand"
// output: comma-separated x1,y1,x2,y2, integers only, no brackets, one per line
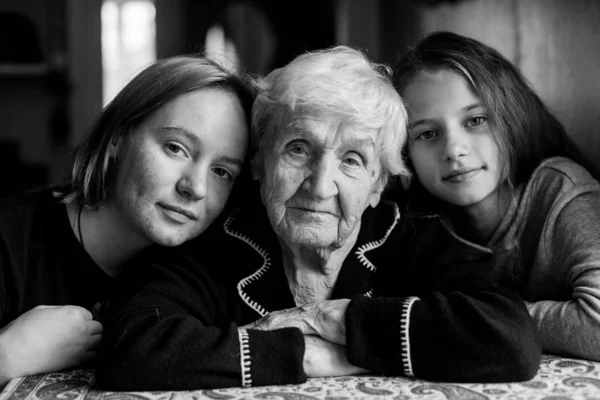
0,305,103,385
303,335,367,377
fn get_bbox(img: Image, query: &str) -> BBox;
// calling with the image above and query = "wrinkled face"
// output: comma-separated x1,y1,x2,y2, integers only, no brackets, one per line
254,113,384,251
403,70,502,208
110,88,248,247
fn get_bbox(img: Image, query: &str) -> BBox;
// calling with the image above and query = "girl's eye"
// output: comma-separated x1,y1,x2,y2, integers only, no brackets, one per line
417,130,438,140
467,116,486,127
166,142,184,155
212,167,233,181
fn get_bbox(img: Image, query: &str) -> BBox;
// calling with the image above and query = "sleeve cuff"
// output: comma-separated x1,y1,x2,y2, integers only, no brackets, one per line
238,327,307,387
345,295,419,375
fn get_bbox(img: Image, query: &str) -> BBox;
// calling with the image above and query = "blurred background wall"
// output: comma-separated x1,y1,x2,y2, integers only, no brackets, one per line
1,0,599,197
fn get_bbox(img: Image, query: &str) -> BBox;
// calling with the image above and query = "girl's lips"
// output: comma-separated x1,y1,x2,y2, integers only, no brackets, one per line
158,204,198,221
443,168,482,183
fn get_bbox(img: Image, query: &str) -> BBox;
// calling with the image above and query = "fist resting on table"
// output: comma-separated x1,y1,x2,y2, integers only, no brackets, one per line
0,305,103,386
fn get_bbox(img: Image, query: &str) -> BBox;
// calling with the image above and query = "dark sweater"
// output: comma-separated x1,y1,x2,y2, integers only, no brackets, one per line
96,195,540,390
0,188,112,327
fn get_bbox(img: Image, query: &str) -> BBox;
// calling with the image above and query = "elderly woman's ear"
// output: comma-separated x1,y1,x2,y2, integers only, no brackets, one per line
368,178,385,208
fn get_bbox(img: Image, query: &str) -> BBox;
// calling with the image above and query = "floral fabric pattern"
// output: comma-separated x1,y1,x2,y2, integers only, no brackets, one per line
2,355,600,400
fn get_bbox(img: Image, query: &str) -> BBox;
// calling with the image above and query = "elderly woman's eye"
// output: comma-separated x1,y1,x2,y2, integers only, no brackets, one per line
343,153,363,167
287,142,308,156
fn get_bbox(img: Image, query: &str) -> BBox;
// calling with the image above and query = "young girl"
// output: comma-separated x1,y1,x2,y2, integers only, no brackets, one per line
393,31,600,361
0,56,255,386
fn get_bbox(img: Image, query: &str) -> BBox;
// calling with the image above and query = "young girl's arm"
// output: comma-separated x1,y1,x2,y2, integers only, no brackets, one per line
528,189,600,361
245,287,540,382
345,288,540,382
95,249,325,390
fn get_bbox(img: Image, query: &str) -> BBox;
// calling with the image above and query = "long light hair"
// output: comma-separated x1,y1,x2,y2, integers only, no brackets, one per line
55,55,256,209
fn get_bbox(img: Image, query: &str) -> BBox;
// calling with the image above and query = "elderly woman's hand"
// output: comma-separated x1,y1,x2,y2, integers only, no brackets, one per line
303,335,368,378
243,299,350,345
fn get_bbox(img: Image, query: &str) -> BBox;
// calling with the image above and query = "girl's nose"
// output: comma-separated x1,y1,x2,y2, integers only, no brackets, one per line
442,129,470,161
176,166,208,200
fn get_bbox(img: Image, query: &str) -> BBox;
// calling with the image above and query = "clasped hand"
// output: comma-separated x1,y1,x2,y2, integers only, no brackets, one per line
243,299,367,377
243,298,350,345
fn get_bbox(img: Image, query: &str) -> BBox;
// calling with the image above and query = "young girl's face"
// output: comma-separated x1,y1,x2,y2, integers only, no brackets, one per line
403,70,502,208
111,88,249,248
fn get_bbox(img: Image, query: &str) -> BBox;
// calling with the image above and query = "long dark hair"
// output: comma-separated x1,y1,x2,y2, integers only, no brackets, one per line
393,31,573,191
391,31,589,286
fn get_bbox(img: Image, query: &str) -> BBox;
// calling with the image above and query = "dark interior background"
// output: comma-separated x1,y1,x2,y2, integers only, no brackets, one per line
2,0,600,198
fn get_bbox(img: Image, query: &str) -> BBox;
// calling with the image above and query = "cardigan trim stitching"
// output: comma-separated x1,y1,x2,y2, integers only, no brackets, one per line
400,296,419,377
355,200,401,272
227,202,398,316
238,328,252,387
225,209,270,317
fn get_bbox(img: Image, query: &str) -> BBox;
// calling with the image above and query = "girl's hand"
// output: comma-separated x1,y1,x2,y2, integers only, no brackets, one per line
0,305,103,385
303,335,368,377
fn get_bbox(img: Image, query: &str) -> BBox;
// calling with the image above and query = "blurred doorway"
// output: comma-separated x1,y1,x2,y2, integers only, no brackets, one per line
101,0,157,105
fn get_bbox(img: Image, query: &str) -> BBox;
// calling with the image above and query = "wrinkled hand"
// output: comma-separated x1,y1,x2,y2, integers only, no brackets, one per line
0,305,103,385
243,299,350,345
303,335,368,377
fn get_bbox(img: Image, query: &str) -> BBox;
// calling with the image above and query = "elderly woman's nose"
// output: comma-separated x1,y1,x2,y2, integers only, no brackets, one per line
176,165,208,200
302,157,338,199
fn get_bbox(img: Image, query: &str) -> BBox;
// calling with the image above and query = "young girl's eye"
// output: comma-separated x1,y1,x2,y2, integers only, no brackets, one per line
467,116,486,127
166,142,185,155
417,130,438,140
212,167,233,181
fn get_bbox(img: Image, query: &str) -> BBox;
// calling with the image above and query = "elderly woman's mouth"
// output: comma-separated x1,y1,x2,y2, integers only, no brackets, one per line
288,207,339,219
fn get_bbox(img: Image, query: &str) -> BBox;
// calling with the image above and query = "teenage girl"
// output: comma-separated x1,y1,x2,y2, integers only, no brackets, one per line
392,31,600,361
394,32,600,360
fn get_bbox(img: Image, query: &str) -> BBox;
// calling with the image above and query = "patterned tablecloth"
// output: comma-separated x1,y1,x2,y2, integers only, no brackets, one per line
2,355,600,400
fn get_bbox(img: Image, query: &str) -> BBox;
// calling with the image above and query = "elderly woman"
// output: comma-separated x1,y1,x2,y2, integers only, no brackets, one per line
96,46,540,391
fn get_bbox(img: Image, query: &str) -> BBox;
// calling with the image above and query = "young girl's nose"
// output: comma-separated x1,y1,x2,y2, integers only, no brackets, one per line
177,166,208,200
442,129,469,161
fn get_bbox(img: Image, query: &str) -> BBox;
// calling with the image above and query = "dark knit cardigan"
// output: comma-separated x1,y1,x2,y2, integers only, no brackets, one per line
96,195,540,390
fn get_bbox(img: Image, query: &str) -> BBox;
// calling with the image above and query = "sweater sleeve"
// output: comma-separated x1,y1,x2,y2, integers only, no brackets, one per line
345,287,541,383
95,251,306,390
528,189,600,360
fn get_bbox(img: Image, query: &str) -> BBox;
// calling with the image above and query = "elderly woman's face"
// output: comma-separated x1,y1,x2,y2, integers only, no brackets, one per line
255,113,384,250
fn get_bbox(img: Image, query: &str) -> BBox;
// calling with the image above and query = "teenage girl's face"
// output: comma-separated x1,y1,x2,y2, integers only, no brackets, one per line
403,70,502,208
111,88,249,247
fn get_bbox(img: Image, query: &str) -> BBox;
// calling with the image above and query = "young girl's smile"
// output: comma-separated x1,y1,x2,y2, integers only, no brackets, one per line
403,70,503,210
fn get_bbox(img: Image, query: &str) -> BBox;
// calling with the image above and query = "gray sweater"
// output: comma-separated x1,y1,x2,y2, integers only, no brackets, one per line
458,156,600,360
